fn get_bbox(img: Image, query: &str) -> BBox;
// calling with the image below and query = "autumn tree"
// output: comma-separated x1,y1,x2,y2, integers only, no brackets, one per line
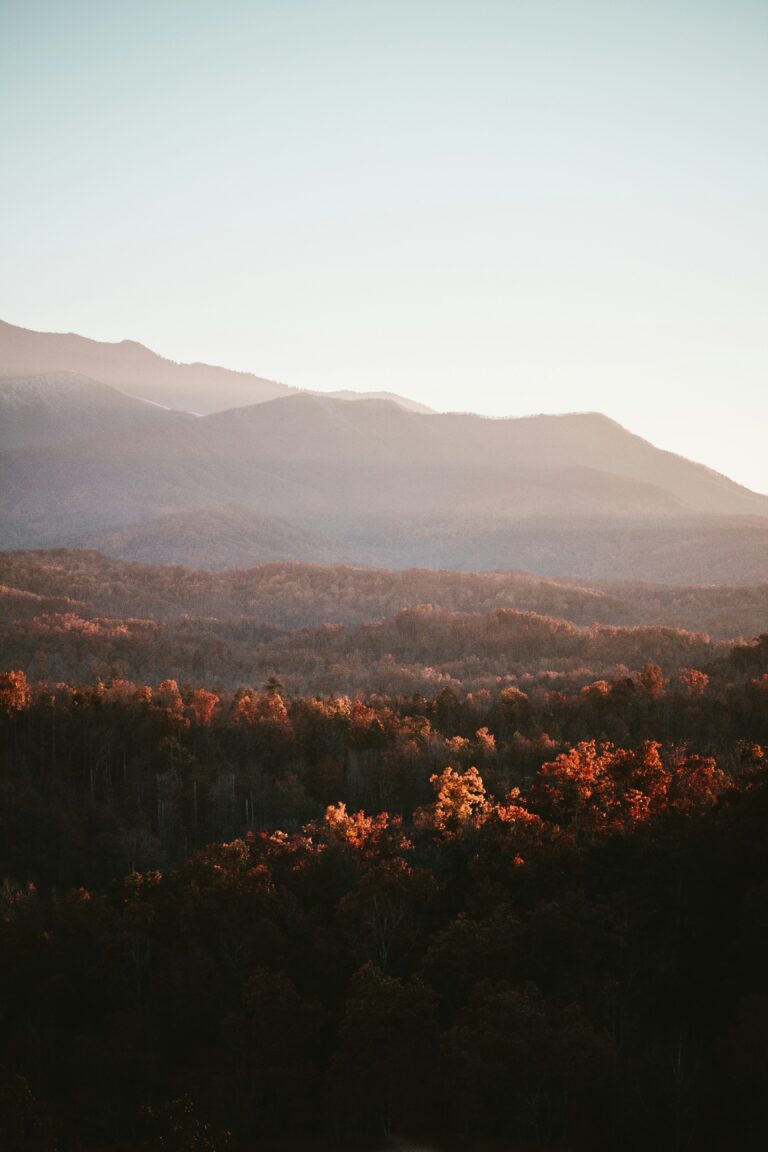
418,765,488,838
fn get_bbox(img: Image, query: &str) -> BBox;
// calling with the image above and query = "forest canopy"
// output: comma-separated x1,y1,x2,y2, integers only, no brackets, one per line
1,550,767,694
1,620,768,1149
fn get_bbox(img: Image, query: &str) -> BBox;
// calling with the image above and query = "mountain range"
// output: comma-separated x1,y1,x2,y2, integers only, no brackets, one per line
0,318,432,414
1,319,767,582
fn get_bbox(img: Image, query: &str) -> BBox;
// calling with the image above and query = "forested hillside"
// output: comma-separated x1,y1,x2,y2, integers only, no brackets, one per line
1,629,767,1150
3,549,768,632
3,551,768,694
2,551,767,1150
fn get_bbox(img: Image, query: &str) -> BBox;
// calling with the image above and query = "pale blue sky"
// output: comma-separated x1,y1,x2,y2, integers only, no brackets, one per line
1,0,766,491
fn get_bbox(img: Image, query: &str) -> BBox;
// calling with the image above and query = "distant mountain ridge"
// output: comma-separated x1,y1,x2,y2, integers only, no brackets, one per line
2,322,767,583
0,318,433,414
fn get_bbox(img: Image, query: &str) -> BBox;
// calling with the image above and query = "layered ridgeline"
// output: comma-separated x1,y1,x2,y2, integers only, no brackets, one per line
2,550,767,691
0,318,432,414
2,319,768,581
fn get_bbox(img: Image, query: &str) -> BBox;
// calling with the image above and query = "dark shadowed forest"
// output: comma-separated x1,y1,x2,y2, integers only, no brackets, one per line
1,551,768,1150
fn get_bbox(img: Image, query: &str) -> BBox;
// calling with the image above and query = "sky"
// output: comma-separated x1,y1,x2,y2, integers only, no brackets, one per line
1,0,767,491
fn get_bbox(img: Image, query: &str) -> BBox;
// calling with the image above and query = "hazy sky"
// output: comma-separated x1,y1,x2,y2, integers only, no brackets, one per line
2,0,767,491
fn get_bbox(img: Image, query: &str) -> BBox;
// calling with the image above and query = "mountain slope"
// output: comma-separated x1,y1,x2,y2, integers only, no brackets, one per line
386,514,768,582
0,319,291,412
203,394,768,519
318,388,434,414
0,371,192,450
2,367,767,582
82,505,385,569
0,319,433,414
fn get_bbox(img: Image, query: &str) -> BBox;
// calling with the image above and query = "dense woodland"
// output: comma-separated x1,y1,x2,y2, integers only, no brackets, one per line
3,550,768,634
3,552,768,700
2,610,768,1150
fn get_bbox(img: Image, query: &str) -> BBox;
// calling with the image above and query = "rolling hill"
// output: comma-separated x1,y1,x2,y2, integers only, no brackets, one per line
3,548,768,694
1,550,768,640
82,505,378,569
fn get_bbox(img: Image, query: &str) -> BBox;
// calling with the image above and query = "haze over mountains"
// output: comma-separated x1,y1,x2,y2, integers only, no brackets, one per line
0,319,433,414
1,319,767,582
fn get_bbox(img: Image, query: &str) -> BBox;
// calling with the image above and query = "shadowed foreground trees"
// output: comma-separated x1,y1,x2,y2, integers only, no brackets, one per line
1,647,768,1150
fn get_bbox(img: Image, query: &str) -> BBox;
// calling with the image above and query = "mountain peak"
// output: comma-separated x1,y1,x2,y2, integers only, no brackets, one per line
0,318,291,413
0,318,434,417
